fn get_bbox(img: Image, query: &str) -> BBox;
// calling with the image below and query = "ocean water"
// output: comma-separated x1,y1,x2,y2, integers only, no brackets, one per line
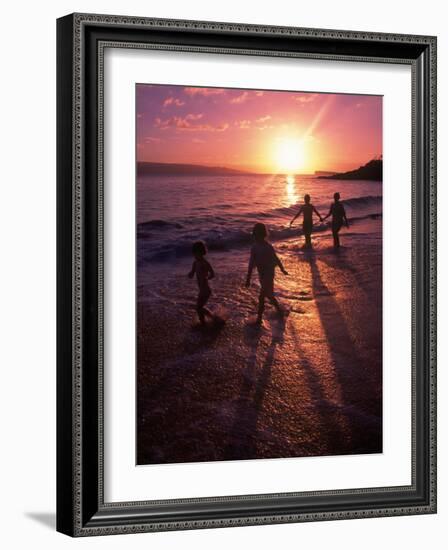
137,174,382,266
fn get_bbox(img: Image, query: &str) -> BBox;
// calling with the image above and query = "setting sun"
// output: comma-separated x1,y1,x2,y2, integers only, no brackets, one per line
274,138,305,173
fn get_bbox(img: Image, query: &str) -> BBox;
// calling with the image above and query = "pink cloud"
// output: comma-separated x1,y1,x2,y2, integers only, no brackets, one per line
293,93,318,103
163,97,185,108
154,114,228,132
235,120,251,129
234,115,272,130
230,91,249,104
184,87,225,96
203,123,229,132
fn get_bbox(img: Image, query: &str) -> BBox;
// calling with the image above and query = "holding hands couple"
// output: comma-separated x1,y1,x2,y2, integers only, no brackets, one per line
289,192,349,249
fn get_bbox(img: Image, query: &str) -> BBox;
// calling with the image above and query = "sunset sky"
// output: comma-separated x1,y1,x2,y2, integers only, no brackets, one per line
136,84,382,174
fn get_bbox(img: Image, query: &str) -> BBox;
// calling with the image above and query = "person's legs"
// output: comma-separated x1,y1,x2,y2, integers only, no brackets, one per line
257,290,265,323
334,231,340,248
269,296,284,315
331,228,338,247
197,289,212,324
303,221,313,248
262,276,283,315
196,304,206,324
332,223,341,248
305,231,312,247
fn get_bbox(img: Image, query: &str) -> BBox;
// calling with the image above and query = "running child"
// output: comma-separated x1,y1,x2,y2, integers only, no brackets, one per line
188,241,215,325
245,223,288,325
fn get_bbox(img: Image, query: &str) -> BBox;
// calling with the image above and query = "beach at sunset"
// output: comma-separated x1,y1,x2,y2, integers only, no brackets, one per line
136,84,382,465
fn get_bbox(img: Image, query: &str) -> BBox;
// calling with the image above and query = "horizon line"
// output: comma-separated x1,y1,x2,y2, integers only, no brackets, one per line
136,158,381,175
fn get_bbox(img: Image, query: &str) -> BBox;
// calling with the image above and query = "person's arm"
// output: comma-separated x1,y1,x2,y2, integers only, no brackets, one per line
245,249,255,286
274,249,288,275
206,261,215,280
187,261,196,278
313,205,323,222
290,206,302,227
323,203,333,221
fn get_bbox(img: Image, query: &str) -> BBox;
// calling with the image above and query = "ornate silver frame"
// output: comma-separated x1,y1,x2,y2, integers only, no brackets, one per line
57,13,437,537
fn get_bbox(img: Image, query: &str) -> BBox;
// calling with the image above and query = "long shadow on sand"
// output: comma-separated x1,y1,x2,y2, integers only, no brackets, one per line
317,247,380,300
183,321,227,354
302,252,382,454
288,322,355,456
223,317,286,460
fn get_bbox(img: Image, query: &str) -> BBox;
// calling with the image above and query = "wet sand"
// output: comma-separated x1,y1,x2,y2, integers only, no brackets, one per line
137,220,382,465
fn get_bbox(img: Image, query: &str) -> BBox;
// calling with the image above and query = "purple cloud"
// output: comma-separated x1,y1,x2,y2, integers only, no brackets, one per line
184,87,225,97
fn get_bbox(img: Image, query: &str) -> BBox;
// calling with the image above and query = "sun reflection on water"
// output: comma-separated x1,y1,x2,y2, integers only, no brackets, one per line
286,174,299,206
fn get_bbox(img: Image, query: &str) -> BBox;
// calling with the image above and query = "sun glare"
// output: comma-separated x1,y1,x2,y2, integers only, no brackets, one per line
274,138,305,173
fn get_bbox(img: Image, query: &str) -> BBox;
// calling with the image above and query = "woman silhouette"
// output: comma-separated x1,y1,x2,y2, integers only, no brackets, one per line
323,192,349,248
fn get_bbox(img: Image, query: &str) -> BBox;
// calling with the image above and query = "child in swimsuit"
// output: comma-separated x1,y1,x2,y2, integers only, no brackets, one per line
188,241,215,325
289,194,323,248
245,223,288,324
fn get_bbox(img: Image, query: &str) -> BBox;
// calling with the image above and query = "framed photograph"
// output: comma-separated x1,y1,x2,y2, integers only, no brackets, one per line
57,13,437,536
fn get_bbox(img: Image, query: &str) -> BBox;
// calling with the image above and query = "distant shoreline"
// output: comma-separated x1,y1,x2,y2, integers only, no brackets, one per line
137,160,382,179
137,162,254,177
318,159,382,181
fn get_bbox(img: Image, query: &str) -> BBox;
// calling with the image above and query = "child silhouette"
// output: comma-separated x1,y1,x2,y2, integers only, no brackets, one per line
188,241,215,325
245,223,288,325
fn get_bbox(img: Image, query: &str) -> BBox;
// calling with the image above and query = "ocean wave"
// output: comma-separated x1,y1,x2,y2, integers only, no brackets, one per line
138,219,184,235
261,195,382,218
138,195,382,231
138,209,382,264
343,195,382,209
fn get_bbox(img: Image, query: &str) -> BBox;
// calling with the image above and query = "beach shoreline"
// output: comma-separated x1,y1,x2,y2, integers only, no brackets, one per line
137,220,382,465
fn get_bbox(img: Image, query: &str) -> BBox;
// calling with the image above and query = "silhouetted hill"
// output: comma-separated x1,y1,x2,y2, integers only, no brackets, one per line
137,162,252,176
318,159,382,181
